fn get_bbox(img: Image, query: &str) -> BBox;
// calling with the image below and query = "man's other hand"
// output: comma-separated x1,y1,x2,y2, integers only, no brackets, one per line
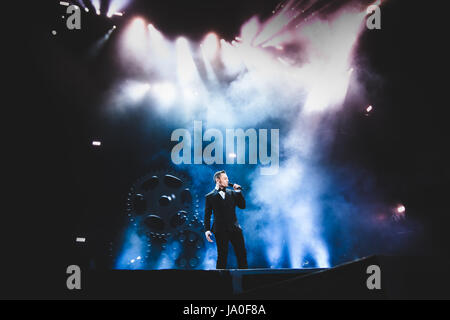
232,184,241,190
205,230,214,242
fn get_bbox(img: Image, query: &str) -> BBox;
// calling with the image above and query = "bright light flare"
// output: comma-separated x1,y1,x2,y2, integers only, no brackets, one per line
201,33,219,60
88,25,117,58
125,82,151,102
392,204,406,221
220,39,246,76
151,82,176,107
76,0,88,10
299,10,365,114
201,33,220,84
91,0,101,14
252,2,295,47
176,37,199,85
240,17,260,45
148,24,171,58
107,0,131,18
119,17,149,64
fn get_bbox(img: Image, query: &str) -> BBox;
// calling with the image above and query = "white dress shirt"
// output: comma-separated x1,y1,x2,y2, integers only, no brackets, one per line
215,185,226,199
215,184,241,199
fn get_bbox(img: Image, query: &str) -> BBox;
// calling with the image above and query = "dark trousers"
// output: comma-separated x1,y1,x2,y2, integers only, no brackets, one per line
215,227,248,269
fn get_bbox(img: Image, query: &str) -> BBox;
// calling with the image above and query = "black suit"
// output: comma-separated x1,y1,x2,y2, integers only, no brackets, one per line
204,188,248,269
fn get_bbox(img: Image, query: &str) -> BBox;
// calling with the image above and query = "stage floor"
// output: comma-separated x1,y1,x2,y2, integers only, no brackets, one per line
67,256,450,299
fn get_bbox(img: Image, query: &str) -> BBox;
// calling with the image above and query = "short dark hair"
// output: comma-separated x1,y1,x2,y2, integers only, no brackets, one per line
213,170,226,183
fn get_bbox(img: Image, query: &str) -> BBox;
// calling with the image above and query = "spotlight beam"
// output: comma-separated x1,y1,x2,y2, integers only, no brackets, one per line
88,26,117,58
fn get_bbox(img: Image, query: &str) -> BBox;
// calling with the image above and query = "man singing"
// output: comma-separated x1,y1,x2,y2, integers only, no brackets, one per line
204,170,248,269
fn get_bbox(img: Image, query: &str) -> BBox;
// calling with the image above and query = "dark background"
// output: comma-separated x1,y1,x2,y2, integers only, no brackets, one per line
3,0,448,298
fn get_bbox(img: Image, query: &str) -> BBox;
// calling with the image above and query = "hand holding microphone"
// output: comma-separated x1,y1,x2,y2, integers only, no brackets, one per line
228,182,242,191
205,230,213,243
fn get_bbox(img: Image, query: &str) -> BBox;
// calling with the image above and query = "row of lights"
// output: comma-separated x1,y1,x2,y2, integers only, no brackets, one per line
59,1,124,17
54,2,121,36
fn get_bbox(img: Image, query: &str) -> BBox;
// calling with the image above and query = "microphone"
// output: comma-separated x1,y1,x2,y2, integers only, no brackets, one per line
229,182,242,190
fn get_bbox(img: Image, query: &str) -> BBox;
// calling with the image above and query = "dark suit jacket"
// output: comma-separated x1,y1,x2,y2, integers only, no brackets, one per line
204,188,246,233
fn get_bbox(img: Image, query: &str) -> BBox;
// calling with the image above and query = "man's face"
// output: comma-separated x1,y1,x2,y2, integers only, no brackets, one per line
216,173,229,188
